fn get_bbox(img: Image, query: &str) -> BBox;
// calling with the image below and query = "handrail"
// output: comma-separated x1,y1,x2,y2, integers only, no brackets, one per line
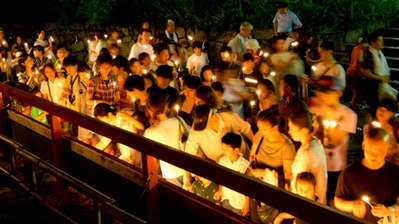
0,82,368,224
0,134,147,224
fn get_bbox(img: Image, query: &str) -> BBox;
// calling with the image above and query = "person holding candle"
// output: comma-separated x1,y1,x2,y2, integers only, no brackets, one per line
16,54,45,91
32,45,53,70
334,128,399,223
227,21,253,62
149,43,179,90
288,109,328,204
40,63,67,106
200,65,215,87
363,98,399,166
33,30,55,62
186,41,209,77
128,29,154,61
64,56,85,113
144,93,190,187
176,75,201,127
54,46,69,77
257,78,279,112
250,107,296,223
309,75,357,206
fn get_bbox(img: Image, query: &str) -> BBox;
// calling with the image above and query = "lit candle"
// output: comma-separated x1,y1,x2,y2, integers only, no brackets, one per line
49,36,54,42
258,50,264,57
16,72,22,77
104,34,108,39
174,104,180,114
35,69,39,75
53,96,58,102
242,67,246,73
187,35,193,41
113,81,117,87
323,120,337,128
291,41,299,47
263,52,269,58
244,77,258,84
24,42,28,47
1,58,5,62
211,75,216,81
323,120,337,147
57,81,62,87
174,60,179,66
311,65,317,72
371,121,381,128
47,55,52,59
270,71,276,77
85,73,91,79
150,55,156,61
224,52,230,59
150,36,154,40
117,39,122,44
361,195,373,207
57,64,62,69
2,40,6,45
132,97,136,103
250,100,256,108
256,89,261,97
87,39,91,44
143,69,148,75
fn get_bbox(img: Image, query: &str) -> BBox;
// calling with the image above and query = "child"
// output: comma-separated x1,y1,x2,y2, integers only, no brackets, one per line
214,132,250,216
273,172,317,224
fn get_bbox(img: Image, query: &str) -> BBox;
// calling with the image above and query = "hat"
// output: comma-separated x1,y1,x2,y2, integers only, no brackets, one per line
245,39,260,50
313,75,344,92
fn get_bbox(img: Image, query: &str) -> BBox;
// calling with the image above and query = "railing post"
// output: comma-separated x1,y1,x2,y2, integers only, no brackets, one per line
143,153,161,224
48,114,65,198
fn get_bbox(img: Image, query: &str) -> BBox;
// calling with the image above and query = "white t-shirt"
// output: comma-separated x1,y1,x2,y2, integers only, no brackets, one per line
291,138,328,204
186,52,209,76
369,47,390,77
40,77,66,106
185,112,251,162
219,155,249,209
144,117,188,179
309,104,357,171
128,43,154,60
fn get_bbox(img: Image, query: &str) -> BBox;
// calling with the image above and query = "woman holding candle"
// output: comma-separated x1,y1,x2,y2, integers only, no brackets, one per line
256,79,279,112
40,63,67,106
144,93,190,187
186,41,209,77
288,109,328,204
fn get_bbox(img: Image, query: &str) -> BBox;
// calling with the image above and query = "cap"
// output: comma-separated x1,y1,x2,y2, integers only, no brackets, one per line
313,75,344,92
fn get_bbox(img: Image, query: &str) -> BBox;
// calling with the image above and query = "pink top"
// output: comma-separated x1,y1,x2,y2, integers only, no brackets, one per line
346,45,365,77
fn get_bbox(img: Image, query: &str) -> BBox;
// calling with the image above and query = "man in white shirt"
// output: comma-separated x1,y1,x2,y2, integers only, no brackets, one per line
186,41,209,77
228,21,253,61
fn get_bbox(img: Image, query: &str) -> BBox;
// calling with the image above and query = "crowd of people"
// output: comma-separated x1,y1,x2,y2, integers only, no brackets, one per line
0,2,398,223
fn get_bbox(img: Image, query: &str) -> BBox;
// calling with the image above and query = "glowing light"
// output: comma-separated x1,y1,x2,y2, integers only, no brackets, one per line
47,55,52,59
1,58,5,62
2,40,6,45
371,121,381,128
242,67,246,72
104,34,108,39
291,41,299,47
256,89,261,96
270,71,276,77
311,65,317,72
250,100,256,107
224,52,230,58
187,35,193,41
57,64,62,69
132,97,136,103
85,73,91,79
150,36,154,40
113,81,117,87
143,69,148,75
244,77,258,84
150,55,156,61
258,50,264,57
16,72,22,77
117,39,122,44
361,195,373,207
57,81,62,87
323,120,337,128
53,96,58,101
24,42,28,47
174,104,180,113
49,36,54,42
87,39,91,44
211,75,216,81
35,69,39,75
174,60,179,66
263,52,269,58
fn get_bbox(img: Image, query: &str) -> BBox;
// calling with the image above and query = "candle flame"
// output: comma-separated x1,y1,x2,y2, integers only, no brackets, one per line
323,120,337,128
250,100,256,107
47,55,52,59
187,35,193,41
87,39,90,44
263,52,269,58
85,73,91,78
117,39,122,44
150,55,156,61
256,89,261,96
211,75,216,81
291,41,299,47
104,34,108,39
57,81,62,87
224,52,230,58
143,69,148,75
24,42,28,46
371,121,381,128
132,97,136,103
244,77,258,84
311,65,317,72
270,71,276,77
174,104,180,113
258,50,264,57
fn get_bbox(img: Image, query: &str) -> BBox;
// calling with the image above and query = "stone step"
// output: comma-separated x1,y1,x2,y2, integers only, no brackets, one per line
382,47,399,57
380,28,399,37
384,37,399,46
